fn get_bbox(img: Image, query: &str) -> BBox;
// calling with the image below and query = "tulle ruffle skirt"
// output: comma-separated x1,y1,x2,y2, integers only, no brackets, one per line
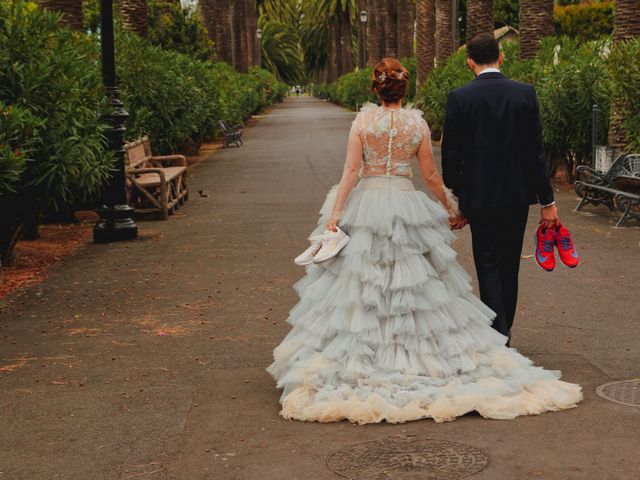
266,176,582,424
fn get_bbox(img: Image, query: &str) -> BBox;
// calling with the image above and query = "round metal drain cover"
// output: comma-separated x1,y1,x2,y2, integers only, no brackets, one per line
326,435,489,480
596,379,640,407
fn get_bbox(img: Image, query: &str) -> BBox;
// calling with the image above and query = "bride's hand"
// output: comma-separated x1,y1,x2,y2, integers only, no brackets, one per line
449,214,467,230
325,218,338,232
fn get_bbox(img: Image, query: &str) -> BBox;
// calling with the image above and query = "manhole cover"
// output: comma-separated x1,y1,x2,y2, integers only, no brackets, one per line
596,379,640,407
326,436,489,480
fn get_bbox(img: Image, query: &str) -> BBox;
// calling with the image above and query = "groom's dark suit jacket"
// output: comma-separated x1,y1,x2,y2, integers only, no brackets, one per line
441,72,554,213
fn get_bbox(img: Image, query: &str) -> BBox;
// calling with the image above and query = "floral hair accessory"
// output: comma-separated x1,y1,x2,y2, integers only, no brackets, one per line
397,71,405,80
377,72,387,83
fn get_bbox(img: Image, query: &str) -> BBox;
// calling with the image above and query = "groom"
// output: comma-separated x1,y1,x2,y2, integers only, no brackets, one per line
441,33,560,346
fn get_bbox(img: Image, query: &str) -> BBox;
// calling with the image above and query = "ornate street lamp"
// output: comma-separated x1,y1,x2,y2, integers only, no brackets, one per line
359,10,368,69
94,0,138,243
256,28,262,68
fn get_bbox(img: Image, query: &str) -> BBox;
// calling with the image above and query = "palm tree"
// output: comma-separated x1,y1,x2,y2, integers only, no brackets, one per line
367,0,381,65
466,0,494,43
397,0,416,59
199,0,232,64
608,0,640,147
36,0,83,29
415,0,435,88
434,0,452,66
385,0,398,57
518,0,553,60
119,0,149,37
231,1,249,72
245,0,258,67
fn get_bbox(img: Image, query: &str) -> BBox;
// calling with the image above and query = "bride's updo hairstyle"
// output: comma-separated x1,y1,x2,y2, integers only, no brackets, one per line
371,58,409,103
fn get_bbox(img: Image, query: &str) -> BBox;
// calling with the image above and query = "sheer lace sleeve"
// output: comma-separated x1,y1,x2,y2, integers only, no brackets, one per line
329,117,364,224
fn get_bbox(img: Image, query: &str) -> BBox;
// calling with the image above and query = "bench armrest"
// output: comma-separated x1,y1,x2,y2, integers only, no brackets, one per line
127,167,167,181
150,154,187,167
576,165,607,185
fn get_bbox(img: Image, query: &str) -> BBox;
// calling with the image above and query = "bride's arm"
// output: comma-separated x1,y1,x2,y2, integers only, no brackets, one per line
416,129,465,229
326,124,364,231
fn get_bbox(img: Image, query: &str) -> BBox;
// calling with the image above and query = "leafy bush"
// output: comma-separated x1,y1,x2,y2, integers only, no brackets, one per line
117,31,287,153
0,0,113,213
148,0,214,61
610,37,640,151
554,1,614,41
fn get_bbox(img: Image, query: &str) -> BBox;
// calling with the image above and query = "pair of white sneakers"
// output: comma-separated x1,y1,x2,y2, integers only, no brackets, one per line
294,226,350,265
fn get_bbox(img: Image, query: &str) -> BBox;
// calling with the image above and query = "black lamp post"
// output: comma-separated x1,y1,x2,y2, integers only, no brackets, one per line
93,0,138,243
256,28,262,68
359,9,368,69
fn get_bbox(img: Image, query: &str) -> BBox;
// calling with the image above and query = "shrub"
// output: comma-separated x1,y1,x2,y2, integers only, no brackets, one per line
610,37,640,151
554,1,614,42
335,68,377,110
0,0,114,214
147,0,214,61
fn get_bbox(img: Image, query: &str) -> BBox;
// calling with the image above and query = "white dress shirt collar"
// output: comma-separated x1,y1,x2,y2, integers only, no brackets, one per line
478,67,501,76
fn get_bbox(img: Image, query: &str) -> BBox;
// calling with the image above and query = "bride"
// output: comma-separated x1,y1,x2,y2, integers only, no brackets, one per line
266,58,582,425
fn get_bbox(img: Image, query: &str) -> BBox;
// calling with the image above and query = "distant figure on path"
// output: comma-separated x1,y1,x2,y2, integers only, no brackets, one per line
266,56,582,425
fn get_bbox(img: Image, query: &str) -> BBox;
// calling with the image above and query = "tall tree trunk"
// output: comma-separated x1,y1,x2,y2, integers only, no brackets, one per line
118,0,149,36
340,5,353,75
377,0,388,58
608,0,640,147
466,0,494,43
434,0,452,66
386,0,398,57
519,0,554,60
367,0,380,65
37,0,83,29
327,22,338,82
199,0,232,64
416,0,435,89
245,0,257,68
231,1,248,72
397,0,415,59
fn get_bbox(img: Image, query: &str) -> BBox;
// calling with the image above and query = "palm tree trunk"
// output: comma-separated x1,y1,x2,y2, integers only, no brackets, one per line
119,0,149,37
435,0,452,66
377,0,388,59
339,6,353,76
519,0,554,60
367,0,380,65
231,1,248,72
608,0,640,147
37,0,83,29
416,0,435,88
385,0,398,57
466,0,494,43
199,0,232,64
397,0,415,59
245,0,257,68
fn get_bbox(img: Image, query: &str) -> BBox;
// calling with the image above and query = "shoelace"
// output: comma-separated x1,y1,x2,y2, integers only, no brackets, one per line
557,236,573,250
542,235,555,253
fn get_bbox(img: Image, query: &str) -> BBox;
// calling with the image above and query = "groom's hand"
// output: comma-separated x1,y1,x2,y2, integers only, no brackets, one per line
540,204,559,229
449,214,468,230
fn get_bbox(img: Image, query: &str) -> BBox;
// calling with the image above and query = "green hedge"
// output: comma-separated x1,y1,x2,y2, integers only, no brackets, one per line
554,1,614,41
312,57,418,111
416,38,614,173
610,37,640,151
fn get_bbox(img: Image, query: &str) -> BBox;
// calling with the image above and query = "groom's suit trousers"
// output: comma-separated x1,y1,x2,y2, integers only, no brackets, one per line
467,205,530,337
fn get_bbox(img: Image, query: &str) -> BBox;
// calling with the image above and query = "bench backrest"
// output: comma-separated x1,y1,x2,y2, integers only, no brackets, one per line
124,135,154,169
618,154,640,178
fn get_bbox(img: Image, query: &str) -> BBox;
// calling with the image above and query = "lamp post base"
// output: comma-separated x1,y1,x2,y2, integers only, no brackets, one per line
93,204,138,243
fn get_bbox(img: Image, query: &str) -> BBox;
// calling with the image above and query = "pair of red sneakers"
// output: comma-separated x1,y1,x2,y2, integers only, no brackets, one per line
535,223,580,271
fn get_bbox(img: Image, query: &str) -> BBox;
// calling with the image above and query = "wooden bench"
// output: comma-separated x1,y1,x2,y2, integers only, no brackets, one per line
575,153,640,227
124,135,189,220
219,120,243,148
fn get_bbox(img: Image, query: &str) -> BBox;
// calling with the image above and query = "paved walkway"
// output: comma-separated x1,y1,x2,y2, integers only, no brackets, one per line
1,97,638,480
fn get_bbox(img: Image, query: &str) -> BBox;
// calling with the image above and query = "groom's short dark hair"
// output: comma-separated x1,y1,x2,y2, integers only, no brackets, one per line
467,33,500,65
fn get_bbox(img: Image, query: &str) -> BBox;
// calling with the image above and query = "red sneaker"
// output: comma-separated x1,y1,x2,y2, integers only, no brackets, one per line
555,223,580,268
535,226,556,272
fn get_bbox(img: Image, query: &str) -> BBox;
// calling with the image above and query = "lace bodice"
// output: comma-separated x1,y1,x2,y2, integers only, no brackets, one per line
350,102,431,178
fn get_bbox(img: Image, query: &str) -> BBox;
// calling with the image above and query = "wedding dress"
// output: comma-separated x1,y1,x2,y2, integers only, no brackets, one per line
266,103,582,425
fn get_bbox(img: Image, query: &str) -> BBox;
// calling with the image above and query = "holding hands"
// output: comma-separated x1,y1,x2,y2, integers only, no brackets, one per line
449,213,468,230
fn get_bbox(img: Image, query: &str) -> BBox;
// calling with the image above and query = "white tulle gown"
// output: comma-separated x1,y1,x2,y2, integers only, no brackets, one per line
266,103,582,425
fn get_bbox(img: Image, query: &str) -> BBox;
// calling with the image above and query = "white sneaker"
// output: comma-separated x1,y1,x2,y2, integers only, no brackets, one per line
294,235,323,266
313,227,350,263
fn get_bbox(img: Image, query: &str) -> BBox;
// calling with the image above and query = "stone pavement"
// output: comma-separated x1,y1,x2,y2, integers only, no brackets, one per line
1,96,638,480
